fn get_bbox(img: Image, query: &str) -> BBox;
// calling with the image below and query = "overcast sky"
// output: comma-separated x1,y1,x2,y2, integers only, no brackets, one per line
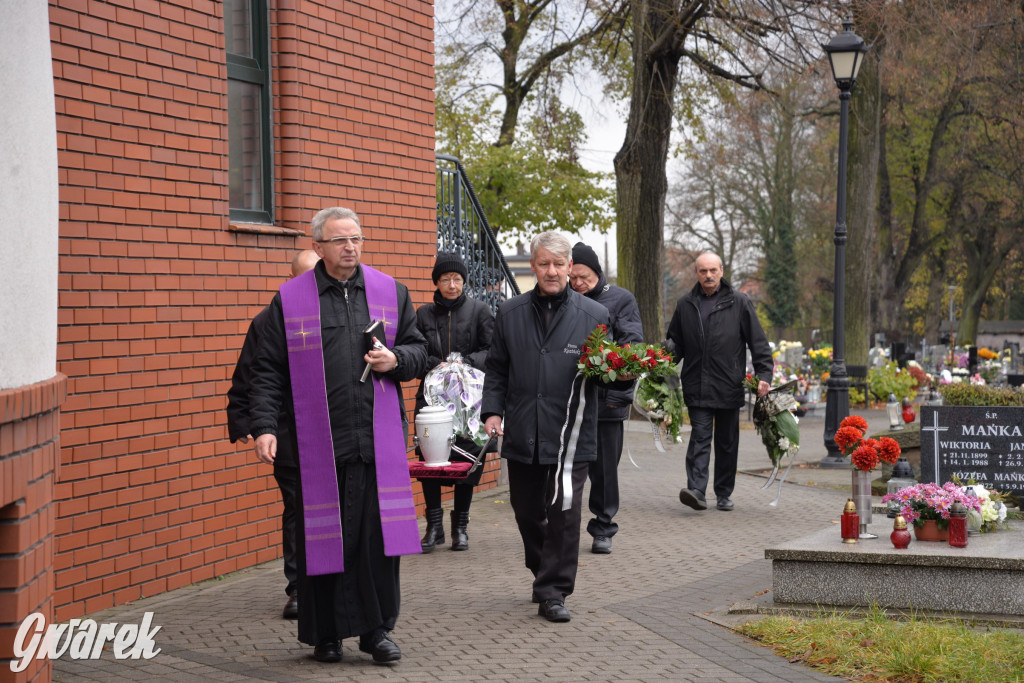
495,69,628,274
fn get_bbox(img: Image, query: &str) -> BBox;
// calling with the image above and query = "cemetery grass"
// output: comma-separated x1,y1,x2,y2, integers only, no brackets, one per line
738,606,1024,681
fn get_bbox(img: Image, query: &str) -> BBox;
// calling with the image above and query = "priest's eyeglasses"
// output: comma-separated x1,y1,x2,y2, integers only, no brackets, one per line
317,235,364,246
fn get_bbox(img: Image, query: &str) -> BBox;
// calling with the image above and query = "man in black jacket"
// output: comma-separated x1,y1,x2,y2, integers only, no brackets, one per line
226,249,319,620
665,253,772,512
569,242,643,554
248,207,428,664
482,231,620,623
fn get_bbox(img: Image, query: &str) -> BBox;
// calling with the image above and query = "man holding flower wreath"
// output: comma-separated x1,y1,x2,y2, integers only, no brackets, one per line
570,242,643,555
666,252,773,512
482,231,631,623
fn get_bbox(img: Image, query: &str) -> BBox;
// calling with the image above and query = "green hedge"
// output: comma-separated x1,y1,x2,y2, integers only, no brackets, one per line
938,383,1024,406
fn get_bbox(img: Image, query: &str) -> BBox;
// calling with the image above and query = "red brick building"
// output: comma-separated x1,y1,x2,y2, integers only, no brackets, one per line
2,3,496,677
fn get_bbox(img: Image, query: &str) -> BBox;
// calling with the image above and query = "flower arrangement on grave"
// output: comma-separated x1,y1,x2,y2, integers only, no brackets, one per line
771,340,802,361
953,480,1008,533
771,363,793,385
904,361,932,392
576,325,675,383
807,346,832,378
832,415,902,471
978,347,999,360
881,481,983,530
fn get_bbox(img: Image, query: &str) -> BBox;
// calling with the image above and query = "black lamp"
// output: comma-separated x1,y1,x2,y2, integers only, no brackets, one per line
819,18,872,468
821,19,870,91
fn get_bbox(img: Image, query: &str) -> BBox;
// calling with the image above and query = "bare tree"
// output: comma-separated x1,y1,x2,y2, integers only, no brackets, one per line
612,0,829,340
665,64,835,342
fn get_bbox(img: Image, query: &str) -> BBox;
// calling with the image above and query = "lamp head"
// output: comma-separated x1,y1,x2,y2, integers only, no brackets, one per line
822,18,870,91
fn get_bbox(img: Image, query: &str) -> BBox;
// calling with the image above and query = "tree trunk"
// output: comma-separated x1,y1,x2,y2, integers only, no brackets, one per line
958,212,1016,346
614,0,684,342
843,30,883,362
922,243,950,345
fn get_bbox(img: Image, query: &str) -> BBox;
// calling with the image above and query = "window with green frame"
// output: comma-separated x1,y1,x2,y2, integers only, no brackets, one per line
225,0,272,223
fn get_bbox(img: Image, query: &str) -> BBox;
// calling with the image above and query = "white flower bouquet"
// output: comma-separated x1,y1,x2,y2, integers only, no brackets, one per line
962,483,1008,532
422,352,489,446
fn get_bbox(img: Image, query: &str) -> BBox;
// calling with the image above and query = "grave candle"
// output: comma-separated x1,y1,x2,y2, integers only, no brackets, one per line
841,499,859,544
948,501,968,548
890,515,911,549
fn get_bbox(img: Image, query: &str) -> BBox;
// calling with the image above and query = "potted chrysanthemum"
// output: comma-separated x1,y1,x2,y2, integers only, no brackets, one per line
881,481,983,541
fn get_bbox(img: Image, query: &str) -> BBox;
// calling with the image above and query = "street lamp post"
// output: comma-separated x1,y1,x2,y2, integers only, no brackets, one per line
820,19,870,468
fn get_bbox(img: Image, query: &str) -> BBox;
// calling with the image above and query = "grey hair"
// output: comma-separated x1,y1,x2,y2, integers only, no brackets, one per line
311,207,361,241
530,231,572,261
694,251,723,270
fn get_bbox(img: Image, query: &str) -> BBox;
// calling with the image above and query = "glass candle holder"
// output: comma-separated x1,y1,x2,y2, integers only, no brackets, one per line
948,501,968,548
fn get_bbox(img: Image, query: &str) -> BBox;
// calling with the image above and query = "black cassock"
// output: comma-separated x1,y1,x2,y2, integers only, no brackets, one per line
296,460,400,645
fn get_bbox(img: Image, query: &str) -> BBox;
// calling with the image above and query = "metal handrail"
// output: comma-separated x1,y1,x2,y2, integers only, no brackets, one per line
436,154,521,314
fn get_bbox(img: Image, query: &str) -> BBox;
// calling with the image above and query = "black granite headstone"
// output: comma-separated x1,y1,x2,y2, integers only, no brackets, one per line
920,406,1024,501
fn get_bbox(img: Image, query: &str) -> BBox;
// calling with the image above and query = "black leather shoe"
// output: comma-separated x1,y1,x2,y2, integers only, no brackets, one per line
538,599,571,622
717,497,734,511
591,536,612,554
359,629,402,663
282,591,298,619
313,641,341,663
678,488,708,510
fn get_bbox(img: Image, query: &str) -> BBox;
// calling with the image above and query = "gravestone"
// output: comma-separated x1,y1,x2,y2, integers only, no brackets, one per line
783,345,803,372
920,406,1024,502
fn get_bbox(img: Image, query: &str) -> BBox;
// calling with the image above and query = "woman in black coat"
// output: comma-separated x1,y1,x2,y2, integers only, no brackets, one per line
414,253,494,551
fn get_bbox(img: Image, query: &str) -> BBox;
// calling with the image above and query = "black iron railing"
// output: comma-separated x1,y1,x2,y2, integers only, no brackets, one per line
436,154,520,314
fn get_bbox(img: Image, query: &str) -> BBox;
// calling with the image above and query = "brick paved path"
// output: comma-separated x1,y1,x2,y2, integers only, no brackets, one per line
56,410,881,681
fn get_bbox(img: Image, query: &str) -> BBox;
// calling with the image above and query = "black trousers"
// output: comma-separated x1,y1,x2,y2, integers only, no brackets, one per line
273,464,299,596
507,459,589,602
586,420,623,538
684,407,740,499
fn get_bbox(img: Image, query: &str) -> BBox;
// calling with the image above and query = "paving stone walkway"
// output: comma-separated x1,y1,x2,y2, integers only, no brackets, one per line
55,409,890,681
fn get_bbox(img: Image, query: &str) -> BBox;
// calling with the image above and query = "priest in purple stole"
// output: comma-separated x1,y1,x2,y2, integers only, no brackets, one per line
248,207,428,664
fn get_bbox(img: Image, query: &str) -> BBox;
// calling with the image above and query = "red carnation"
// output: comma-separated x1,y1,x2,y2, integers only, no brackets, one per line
840,415,869,435
878,437,902,464
607,351,625,370
834,426,863,453
850,444,880,471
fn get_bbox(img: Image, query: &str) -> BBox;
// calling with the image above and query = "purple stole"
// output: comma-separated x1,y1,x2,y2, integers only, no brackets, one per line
280,265,420,576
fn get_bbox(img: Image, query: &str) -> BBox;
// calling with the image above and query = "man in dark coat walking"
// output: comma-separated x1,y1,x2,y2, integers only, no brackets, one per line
665,252,773,512
482,231,626,623
226,249,319,620
569,242,643,554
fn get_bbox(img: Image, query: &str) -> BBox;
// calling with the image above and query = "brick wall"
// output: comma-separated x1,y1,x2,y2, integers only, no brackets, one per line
0,375,67,683
50,0,455,621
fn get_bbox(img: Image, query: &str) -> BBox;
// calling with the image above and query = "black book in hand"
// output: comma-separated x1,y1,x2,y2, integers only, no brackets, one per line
360,320,384,382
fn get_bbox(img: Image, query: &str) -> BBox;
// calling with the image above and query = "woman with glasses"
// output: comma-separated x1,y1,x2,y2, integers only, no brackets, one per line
413,252,494,552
